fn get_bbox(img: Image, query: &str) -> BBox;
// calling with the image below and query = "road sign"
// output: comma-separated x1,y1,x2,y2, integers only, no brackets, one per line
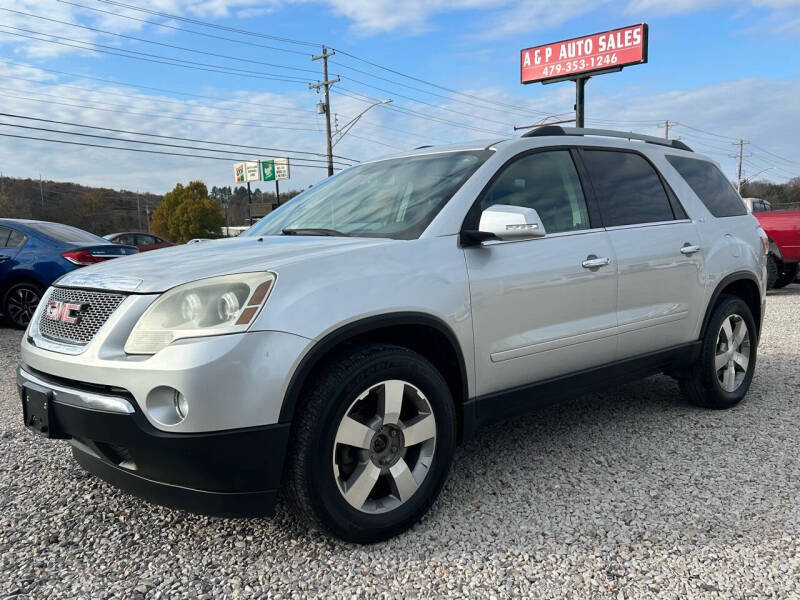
521,24,648,85
261,160,275,182
274,157,290,180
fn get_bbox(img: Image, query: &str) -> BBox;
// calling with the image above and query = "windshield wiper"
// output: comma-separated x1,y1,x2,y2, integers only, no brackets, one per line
281,228,350,237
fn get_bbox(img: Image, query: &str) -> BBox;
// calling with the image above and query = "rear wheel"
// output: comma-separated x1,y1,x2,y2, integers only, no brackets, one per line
2,282,43,329
766,254,779,289
679,295,757,409
284,343,456,543
773,263,798,289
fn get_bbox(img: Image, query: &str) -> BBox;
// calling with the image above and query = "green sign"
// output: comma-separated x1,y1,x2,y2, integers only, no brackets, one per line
260,160,275,182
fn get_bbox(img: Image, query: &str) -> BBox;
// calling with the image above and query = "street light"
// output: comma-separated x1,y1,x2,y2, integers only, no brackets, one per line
332,99,392,147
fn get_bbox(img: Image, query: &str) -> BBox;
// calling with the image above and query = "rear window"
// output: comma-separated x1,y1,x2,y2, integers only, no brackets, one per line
582,150,675,227
666,156,747,217
26,222,107,244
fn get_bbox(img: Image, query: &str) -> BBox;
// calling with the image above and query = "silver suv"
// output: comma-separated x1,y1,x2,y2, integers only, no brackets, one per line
18,127,767,543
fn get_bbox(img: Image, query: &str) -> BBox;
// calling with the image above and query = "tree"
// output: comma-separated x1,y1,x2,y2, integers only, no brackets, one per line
151,181,223,243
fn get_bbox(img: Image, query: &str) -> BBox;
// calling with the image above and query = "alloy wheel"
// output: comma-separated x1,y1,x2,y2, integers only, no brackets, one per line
715,313,751,393
6,287,40,327
332,379,436,514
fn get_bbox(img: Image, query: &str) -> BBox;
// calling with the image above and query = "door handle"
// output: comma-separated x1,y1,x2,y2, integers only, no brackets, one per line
680,244,700,255
582,256,611,269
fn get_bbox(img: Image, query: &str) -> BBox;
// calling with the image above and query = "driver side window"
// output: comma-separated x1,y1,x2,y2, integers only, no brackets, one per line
481,151,591,234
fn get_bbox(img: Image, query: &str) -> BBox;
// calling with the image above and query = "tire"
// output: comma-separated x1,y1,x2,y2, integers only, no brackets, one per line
773,263,798,289
766,254,779,289
679,294,757,409
284,343,457,543
2,282,43,329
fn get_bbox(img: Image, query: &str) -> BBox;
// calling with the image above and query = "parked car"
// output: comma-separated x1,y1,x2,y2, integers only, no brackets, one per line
751,209,800,288
1,219,137,329
18,128,767,543
743,198,772,213
104,232,174,252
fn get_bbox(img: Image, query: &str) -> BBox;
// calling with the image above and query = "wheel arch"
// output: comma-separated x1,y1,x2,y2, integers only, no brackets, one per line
278,312,469,439
0,270,46,300
700,271,762,340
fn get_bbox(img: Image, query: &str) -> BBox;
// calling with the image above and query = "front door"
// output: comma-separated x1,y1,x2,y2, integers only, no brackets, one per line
464,149,619,397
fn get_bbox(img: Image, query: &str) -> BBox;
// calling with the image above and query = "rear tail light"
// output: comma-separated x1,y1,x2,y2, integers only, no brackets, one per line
757,227,769,256
62,250,112,266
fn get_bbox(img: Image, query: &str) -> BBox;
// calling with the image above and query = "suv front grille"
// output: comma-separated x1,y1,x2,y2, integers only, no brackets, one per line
38,287,127,345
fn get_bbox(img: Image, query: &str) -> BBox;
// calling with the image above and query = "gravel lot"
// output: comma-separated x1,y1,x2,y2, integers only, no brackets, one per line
1,285,799,599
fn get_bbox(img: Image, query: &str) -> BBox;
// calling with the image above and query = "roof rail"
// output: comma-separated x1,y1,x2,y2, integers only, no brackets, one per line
522,126,693,152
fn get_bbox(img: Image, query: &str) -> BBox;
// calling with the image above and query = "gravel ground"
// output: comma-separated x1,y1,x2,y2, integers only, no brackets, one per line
1,285,799,599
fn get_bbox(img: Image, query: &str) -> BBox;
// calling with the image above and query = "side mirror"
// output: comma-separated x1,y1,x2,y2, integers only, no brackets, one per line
463,204,546,244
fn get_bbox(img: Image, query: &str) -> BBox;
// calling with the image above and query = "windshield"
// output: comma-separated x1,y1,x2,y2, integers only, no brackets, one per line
246,149,492,240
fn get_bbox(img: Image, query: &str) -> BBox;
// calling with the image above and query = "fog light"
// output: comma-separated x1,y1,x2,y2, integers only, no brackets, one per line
146,386,188,426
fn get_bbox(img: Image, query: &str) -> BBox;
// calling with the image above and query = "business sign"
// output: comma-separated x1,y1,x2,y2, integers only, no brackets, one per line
260,158,290,182
274,157,290,180
261,160,275,182
244,161,261,182
521,24,648,84
234,162,246,183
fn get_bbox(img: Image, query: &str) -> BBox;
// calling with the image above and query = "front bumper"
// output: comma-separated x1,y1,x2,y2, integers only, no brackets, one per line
18,366,290,517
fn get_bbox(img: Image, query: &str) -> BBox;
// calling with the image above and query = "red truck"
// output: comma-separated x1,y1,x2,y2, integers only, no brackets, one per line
752,208,800,289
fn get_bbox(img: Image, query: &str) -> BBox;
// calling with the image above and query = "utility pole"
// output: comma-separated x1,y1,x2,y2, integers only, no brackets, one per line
730,139,750,193
662,120,672,139
310,46,340,177
39,174,44,209
136,191,142,231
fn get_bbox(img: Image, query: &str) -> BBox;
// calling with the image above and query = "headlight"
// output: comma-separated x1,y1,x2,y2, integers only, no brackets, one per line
125,272,275,355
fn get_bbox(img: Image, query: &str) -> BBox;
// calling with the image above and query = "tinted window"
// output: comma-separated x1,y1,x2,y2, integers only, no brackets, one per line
666,156,747,217
25,222,106,244
7,229,26,248
116,234,137,245
583,150,675,226
137,234,156,245
480,151,590,233
0,226,9,248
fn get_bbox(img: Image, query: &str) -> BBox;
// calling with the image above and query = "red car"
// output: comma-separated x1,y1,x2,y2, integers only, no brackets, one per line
104,232,175,252
752,209,800,289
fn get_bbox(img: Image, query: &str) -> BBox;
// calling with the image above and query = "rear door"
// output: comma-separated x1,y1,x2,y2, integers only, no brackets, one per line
580,148,705,358
465,149,619,397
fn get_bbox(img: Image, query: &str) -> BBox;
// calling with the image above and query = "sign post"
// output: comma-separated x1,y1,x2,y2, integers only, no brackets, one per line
520,24,648,127
260,158,290,206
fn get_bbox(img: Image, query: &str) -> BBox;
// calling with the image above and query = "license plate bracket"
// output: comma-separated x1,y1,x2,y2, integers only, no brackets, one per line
20,384,58,438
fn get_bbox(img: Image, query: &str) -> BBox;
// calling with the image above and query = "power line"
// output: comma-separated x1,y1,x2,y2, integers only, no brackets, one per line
0,59,320,119
0,26,314,84
0,121,352,167
0,90,324,133
59,0,312,56
750,143,800,167
91,0,321,47
331,49,553,117
0,113,356,161
0,132,341,170
0,8,320,77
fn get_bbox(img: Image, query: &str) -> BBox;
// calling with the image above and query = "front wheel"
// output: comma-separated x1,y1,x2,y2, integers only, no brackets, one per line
2,282,43,329
773,263,798,289
680,295,757,409
284,344,456,543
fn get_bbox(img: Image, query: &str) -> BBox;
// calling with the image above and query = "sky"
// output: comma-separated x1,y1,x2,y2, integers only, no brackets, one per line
0,0,798,194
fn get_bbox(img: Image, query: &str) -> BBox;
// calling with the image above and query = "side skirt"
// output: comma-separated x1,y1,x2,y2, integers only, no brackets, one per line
461,341,701,441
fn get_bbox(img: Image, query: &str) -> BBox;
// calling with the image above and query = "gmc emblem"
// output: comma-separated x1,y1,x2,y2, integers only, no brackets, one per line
45,301,89,324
